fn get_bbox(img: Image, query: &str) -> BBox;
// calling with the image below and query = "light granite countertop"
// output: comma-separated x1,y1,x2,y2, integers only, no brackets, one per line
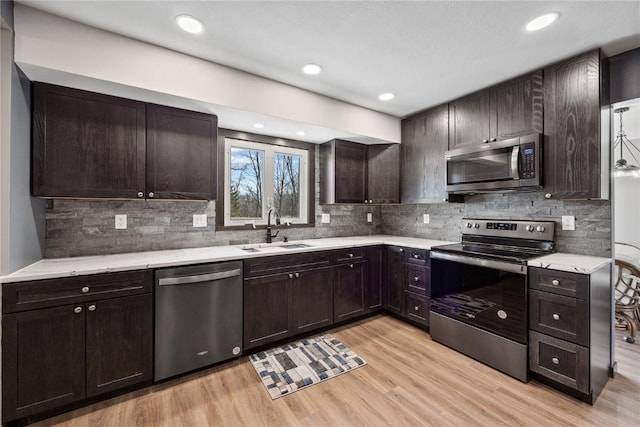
0,235,454,283
1,235,612,283
527,253,611,275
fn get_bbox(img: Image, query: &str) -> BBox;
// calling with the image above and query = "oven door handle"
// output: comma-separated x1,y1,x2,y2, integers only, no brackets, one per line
430,251,527,275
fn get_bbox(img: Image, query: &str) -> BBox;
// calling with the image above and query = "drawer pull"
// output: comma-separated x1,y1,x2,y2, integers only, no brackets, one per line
349,253,354,258
551,279,560,286
414,306,419,311
88,304,96,312
414,276,420,282
349,264,354,269
288,273,294,279
74,306,82,314
552,313,560,321
413,254,420,259
81,286,90,293
295,272,300,278
552,357,560,365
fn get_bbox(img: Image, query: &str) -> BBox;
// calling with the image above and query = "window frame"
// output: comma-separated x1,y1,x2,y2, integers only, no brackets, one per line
216,129,316,231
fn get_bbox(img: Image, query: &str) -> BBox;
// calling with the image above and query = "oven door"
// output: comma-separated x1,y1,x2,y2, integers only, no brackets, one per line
430,251,528,344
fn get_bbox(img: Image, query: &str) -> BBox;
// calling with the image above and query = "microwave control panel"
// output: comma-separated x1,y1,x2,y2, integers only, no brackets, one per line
519,142,536,179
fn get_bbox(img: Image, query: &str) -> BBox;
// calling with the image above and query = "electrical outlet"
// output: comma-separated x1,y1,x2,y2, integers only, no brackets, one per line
423,214,430,224
367,212,373,223
321,213,330,224
115,214,127,230
562,215,575,231
193,214,207,228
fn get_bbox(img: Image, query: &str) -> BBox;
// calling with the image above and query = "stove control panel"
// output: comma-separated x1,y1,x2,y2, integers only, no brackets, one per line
461,219,555,241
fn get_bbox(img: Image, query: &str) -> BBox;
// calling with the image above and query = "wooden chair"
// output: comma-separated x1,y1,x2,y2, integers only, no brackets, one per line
614,242,640,344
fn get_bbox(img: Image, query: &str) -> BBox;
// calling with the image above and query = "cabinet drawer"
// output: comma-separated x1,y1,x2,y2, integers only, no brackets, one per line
244,252,330,278
405,265,430,295
529,268,589,299
530,290,589,346
405,248,430,266
334,248,366,263
2,271,152,314
404,293,430,326
529,331,589,393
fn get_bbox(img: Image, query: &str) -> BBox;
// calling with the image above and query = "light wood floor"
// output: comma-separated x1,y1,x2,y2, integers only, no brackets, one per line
32,315,639,427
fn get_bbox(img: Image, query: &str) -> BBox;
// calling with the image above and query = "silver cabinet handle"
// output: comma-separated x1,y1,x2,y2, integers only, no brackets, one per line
552,357,560,365
369,200,373,203
552,313,560,321
414,254,419,259
414,306,419,311
364,200,368,204
349,264,354,269
74,306,82,314
490,137,497,142
545,193,552,199
148,192,155,198
349,253,354,258
551,279,560,286
295,272,300,278
137,191,144,198
288,273,294,279
88,304,96,312
81,286,90,293
414,276,420,282
482,139,489,143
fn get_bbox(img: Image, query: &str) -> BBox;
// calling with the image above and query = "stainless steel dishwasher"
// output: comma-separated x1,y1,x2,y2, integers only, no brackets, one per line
154,261,243,381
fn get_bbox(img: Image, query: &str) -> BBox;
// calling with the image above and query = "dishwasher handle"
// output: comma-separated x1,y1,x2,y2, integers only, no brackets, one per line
158,269,242,286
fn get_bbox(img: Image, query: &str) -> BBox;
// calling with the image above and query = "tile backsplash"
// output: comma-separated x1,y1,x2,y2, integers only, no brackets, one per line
46,192,610,258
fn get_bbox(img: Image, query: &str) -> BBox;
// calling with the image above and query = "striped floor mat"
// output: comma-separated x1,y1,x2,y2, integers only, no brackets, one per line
249,334,367,399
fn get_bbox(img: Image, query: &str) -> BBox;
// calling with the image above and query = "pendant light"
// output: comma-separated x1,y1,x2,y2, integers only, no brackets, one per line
613,107,640,177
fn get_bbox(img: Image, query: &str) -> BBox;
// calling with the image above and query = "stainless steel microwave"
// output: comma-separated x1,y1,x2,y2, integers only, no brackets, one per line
445,133,542,194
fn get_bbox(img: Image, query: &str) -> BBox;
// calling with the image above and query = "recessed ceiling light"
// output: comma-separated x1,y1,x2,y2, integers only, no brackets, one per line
253,123,264,129
378,92,396,101
176,15,203,34
525,12,559,32
302,64,322,75
296,131,306,136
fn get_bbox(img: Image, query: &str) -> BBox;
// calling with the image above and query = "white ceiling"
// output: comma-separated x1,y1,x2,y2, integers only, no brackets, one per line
15,0,640,119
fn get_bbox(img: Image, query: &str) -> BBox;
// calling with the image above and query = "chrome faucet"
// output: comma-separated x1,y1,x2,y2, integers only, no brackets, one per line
266,207,280,243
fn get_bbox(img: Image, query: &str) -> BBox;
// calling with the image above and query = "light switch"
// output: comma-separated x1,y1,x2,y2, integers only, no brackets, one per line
423,214,430,224
321,213,330,224
562,215,575,231
115,214,127,230
193,214,207,228
367,212,373,223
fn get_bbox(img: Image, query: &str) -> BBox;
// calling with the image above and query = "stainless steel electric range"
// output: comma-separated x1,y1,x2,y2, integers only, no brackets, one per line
429,218,556,382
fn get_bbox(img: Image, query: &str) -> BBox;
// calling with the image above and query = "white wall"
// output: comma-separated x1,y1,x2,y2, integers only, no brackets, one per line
13,4,401,145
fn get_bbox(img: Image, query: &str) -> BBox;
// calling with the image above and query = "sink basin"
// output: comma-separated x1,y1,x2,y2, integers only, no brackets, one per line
240,247,261,253
280,243,312,249
239,242,312,252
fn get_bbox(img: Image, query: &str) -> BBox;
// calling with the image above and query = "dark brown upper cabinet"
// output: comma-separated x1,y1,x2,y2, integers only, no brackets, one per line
33,83,146,199
448,71,543,148
400,104,449,203
320,139,399,204
543,50,604,200
32,83,217,200
146,104,217,200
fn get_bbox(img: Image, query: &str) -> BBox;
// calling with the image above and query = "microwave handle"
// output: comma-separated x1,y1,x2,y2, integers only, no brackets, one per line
511,145,520,180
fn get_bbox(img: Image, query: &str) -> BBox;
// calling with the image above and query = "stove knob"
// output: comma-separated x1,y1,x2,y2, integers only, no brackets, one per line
536,225,545,232
525,225,534,232
466,222,472,228
474,223,480,229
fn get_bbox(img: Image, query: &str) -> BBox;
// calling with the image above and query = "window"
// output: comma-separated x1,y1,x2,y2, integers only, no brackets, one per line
224,138,309,226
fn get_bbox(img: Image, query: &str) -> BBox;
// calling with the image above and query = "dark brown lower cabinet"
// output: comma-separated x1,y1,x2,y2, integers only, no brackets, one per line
333,261,366,322
384,246,405,315
244,266,334,350
85,295,153,398
2,272,153,424
365,246,383,312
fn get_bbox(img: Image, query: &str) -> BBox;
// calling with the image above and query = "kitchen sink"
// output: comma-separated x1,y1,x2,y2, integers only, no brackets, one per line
240,247,261,253
279,243,312,249
239,242,312,252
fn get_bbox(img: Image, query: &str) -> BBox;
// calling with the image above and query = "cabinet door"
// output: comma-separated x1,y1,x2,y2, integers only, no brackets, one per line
401,105,449,203
367,144,399,203
334,141,367,203
493,71,543,139
384,247,405,315
365,246,384,312
85,294,153,398
244,274,291,349
2,305,85,422
291,267,333,334
32,83,146,198
146,104,217,200
448,88,493,148
543,50,602,199
333,261,366,322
